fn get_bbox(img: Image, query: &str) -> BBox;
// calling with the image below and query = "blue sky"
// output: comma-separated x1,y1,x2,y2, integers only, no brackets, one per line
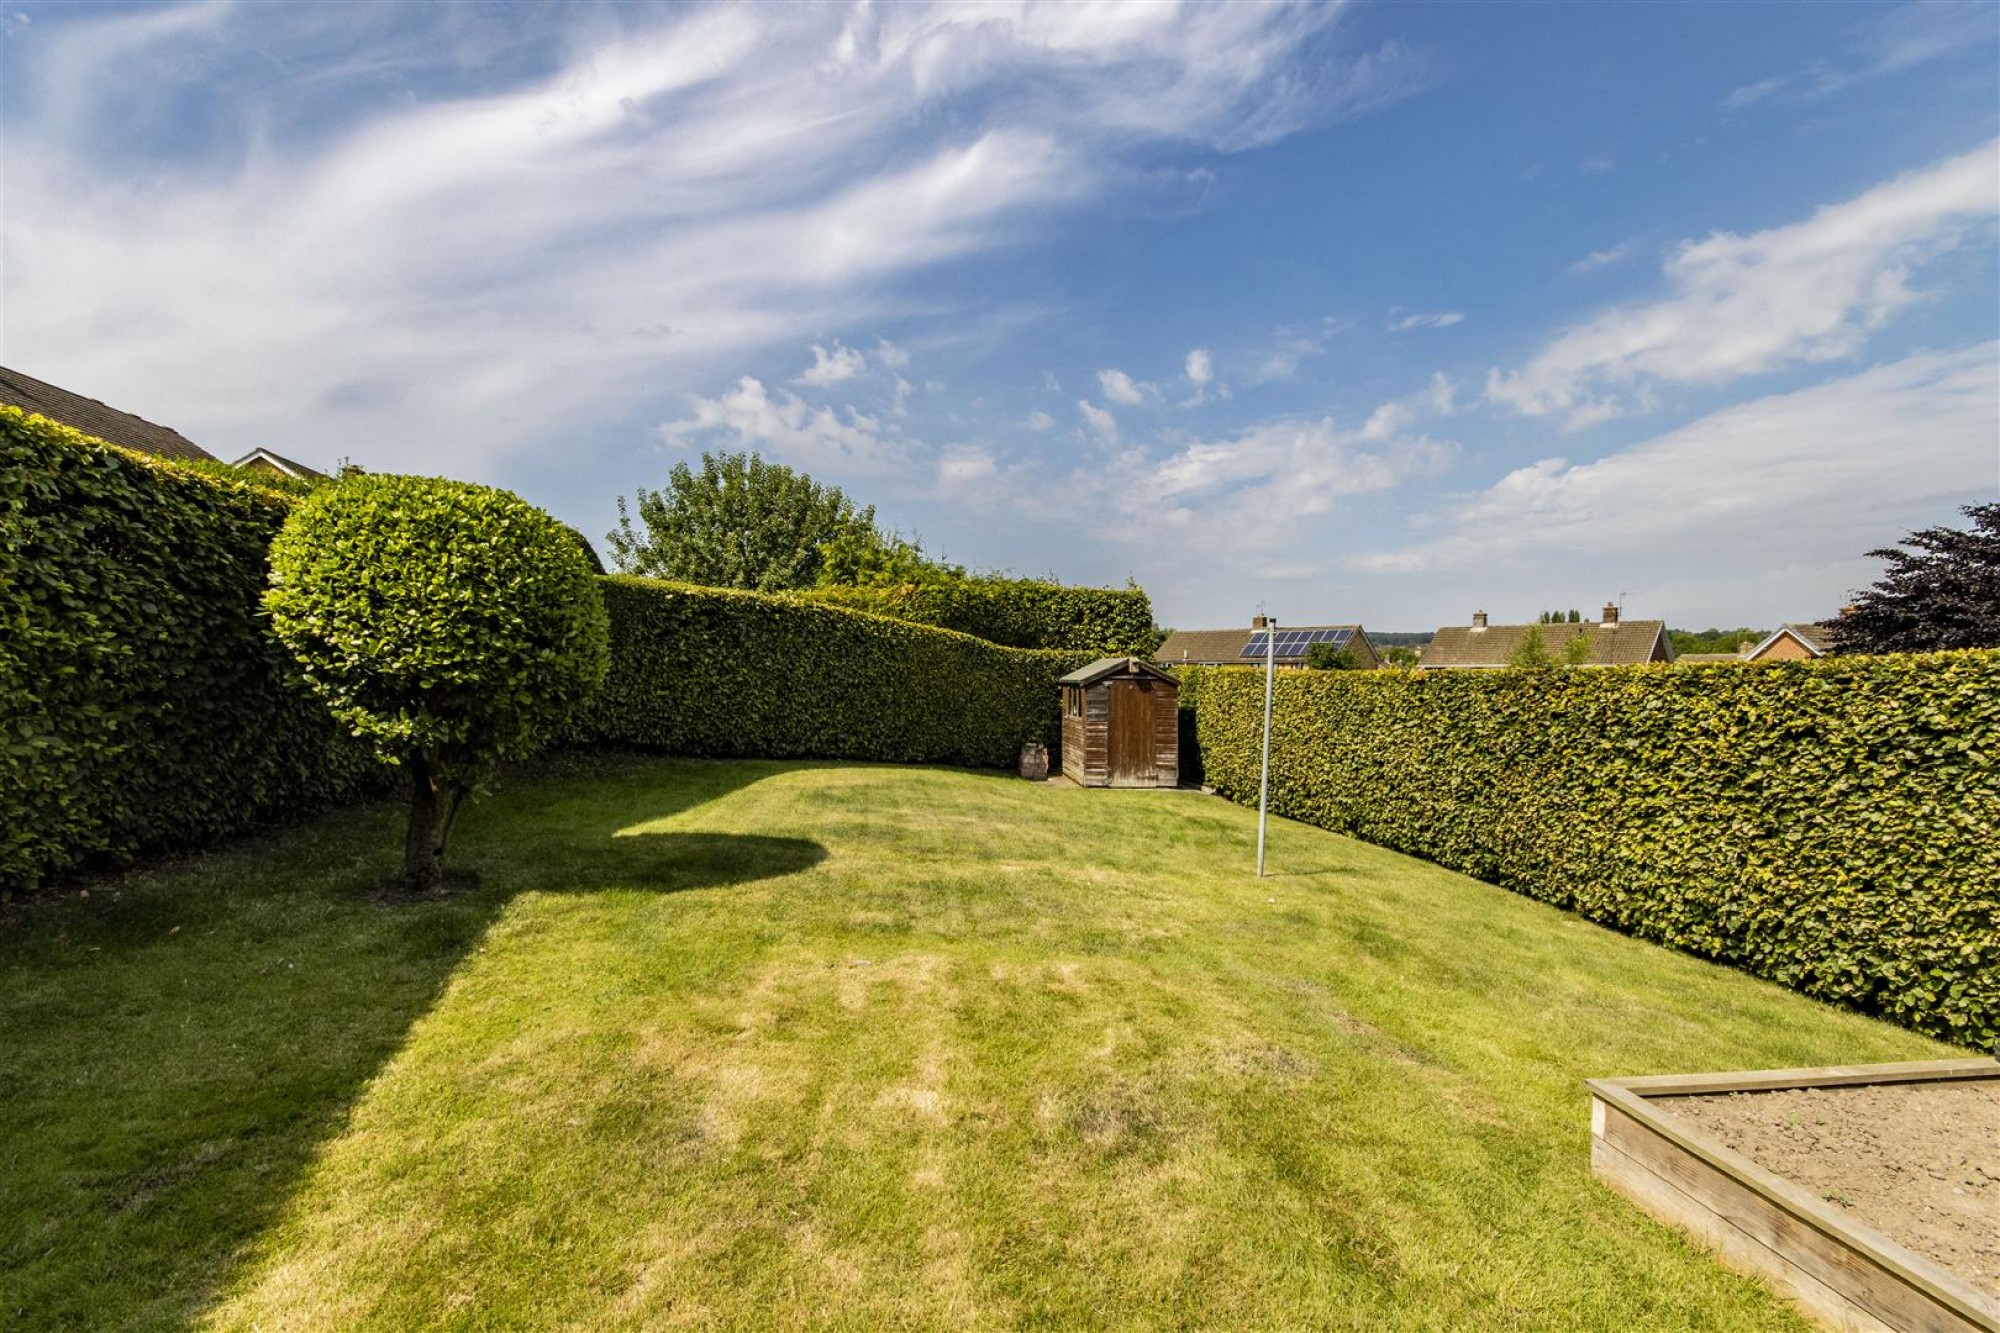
4,1,1996,631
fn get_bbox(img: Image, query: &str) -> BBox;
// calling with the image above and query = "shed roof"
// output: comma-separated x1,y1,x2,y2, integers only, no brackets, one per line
1059,657,1179,686
1419,620,1671,668
0,364,217,462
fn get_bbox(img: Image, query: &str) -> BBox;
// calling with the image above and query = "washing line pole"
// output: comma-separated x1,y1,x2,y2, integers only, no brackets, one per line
1256,616,1275,877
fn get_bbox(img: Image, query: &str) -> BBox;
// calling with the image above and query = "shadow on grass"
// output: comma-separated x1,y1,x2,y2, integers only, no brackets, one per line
0,756,824,1332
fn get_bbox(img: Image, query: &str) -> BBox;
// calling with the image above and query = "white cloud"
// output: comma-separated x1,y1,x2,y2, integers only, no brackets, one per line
1025,409,1055,431
1,2,1415,477
796,340,868,386
1580,155,1615,176
1077,399,1120,444
1185,348,1213,384
1045,374,1460,564
660,376,912,474
1568,239,1640,273
1487,140,2000,427
1096,368,1155,406
1387,310,1464,332
1370,343,1998,583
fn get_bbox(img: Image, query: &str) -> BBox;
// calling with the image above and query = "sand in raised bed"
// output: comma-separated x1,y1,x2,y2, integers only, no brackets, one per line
1658,1080,1999,1298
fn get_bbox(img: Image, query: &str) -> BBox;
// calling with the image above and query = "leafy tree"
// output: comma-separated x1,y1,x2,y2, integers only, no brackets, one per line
1824,503,2000,654
266,476,610,891
1509,626,1593,670
817,527,963,587
607,451,885,591
1303,641,1360,670
1382,644,1421,668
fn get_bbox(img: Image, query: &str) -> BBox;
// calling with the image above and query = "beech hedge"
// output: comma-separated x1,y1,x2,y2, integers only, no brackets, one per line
1189,657,2000,1045
576,577,1091,767
793,578,1157,655
0,407,381,892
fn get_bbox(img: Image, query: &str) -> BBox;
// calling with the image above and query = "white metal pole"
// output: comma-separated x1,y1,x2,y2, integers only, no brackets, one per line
1257,617,1275,877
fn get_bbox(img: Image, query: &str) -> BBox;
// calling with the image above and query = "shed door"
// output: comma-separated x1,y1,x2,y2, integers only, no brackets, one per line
1109,679,1158,785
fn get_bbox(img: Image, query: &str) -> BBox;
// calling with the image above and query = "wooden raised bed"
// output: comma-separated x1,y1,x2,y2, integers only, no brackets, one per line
1587,1058,1999,1333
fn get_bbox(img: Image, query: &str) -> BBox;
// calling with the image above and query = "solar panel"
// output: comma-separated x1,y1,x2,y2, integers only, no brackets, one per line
1240,627,1356,659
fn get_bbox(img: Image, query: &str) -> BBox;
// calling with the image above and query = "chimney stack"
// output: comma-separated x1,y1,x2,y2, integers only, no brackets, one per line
1471,610,1488,631
1601,602,1619,627
1251,614,1269,629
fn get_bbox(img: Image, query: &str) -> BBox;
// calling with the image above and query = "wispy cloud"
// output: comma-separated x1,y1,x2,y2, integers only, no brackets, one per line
1043,374,1460,565
1568,239,1640,274
1487,139,2000,427
1722,0,1994,109
1386,310,1464,332
2,1,1419,475
1077,399,1120,445
1371,343,1998,578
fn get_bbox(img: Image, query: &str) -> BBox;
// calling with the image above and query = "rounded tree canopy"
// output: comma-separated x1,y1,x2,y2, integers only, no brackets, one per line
265,474,610,779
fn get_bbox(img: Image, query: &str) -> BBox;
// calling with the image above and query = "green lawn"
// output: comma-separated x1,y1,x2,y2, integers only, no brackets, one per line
1,757,1953,1330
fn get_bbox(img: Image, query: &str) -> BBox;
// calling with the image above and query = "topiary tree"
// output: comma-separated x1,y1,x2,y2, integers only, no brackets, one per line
265,475,610,891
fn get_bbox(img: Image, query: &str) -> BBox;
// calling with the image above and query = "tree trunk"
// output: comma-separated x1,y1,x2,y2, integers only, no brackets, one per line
403,750,452,893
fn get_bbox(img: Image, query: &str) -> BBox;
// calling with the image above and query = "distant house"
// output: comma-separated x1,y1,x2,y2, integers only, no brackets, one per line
1155,619,1382,669
0,364,217,462
231,448,327,482
1418,604,1674,669
1744,623,1831,662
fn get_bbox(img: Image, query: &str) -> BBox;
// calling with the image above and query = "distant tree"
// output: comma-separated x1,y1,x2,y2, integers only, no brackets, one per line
607,452,883,591
1508,626,1554,670
1509,625,1592,670
1382,645,1421,668
1670,627,1768,656
1303,641,1360,670
1825,503,2000,654
1568,608,1581,623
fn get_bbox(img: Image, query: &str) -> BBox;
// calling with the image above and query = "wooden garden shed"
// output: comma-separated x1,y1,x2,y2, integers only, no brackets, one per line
1058,657,1179,788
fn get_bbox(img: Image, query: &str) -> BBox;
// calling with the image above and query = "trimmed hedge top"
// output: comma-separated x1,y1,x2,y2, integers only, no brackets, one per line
576,577,1092,768
793,577,1157,656
1187,655,2000,1046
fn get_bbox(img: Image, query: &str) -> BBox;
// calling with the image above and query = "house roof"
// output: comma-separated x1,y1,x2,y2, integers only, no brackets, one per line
1418,620,1672,668
1675,652,1745,664
1156,625,1365,665
1059,657,1179,687
0,364,216,462
230,447,326,481
1748,622,1832,658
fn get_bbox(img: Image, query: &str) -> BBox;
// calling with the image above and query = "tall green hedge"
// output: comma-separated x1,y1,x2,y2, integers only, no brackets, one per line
0,407,382,892
792,577,1157,655
1190,657,2000,1045
576,578,1091,767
